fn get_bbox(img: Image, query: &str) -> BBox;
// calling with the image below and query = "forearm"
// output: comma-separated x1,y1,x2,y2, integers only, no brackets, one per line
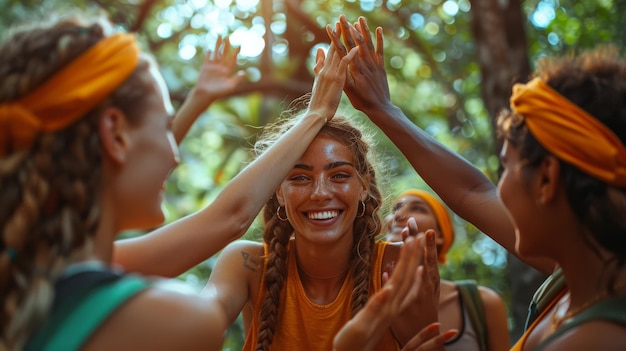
368,105,492,201
365,104,519,254
367,104,554,272
173,87,217,144
114,113,327,277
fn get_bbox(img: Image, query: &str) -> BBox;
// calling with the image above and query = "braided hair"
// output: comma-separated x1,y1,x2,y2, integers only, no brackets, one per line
252,114,383,350
0,13,153,349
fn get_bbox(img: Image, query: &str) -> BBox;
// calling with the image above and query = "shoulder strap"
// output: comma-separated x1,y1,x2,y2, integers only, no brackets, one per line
456,280,488,351
27,273,150,351
535,297,626,350
525,268,566,330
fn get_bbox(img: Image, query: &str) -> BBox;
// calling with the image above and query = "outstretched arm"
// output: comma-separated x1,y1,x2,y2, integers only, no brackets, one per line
114,39,358,277
173,36,244,144
328,15,553,273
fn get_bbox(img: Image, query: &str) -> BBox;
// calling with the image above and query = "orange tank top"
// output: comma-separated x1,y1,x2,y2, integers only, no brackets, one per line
509,289,567,351
242,240,399,351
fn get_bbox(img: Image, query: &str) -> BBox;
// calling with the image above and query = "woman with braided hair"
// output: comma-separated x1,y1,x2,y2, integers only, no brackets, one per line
0,11,368,350
204,111,442,349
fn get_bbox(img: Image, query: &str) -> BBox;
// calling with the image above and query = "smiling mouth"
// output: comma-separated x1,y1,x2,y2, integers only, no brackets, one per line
307,210,339,220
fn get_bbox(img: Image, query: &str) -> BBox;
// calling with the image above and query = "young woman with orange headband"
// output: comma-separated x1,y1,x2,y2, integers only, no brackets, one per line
0,12,371,350
386,189,510,351
328,14,626,351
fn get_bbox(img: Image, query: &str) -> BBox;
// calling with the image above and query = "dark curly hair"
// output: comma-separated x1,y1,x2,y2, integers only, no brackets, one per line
497,45,626,287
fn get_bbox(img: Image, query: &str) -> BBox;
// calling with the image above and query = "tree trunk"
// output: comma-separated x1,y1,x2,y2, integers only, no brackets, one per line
468,0,547,342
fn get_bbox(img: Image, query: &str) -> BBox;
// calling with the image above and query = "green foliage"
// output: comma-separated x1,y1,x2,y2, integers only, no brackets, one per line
1,0,622,347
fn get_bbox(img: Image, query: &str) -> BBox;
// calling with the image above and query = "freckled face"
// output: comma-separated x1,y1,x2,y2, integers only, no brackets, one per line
277,134,367,245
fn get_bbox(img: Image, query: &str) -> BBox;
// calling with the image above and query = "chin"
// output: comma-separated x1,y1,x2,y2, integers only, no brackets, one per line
131,211,165,231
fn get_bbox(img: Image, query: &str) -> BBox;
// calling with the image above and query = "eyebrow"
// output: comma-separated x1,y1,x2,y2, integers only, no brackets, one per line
293,161,354,171
395,199,427,208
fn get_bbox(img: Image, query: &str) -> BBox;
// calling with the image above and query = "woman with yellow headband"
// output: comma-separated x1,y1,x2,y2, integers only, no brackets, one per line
327,14,626,350
0,11,376,350
386,189,510,351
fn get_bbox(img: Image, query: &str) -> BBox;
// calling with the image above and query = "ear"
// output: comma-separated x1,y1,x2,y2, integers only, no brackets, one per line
360,174,371,202
276,187,285,206
537,155,561,204
99,107,132,165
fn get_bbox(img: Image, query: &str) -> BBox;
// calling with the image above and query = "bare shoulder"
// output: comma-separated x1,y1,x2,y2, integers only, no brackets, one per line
477,285,505,306
217,239,264,272
84,283,227,350
543,321,626,351
223,239,264,253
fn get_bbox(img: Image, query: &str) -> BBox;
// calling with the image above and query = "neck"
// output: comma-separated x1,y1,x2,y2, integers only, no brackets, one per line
297,260,350,280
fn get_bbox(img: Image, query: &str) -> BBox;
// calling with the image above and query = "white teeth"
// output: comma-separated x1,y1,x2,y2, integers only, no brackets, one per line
308,211,338,220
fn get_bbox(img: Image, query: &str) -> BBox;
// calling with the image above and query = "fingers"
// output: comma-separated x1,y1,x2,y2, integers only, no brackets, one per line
387,236,418,291
313,47,326,75
207,36,240,64
375,27,384,62
401,323,458,351
213,35,224,60
317,44,357,75
339,14,356,50
400,217,419,242
424,229,441,295
327,23,348,57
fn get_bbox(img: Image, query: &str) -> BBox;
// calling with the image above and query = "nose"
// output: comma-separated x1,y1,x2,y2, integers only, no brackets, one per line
310,177,331,200
167,132,181,167
393,205,407,223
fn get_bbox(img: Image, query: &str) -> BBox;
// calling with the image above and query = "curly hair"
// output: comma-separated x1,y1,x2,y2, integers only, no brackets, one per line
0,13,153,349
497,46,626,286
251,114,383,351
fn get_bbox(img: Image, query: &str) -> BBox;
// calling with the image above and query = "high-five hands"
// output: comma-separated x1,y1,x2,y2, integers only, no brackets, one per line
306,25,358,123
326,15,393,114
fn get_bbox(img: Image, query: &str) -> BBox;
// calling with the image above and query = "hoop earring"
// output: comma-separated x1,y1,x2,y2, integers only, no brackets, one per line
357,200,366,218
276,205,289,221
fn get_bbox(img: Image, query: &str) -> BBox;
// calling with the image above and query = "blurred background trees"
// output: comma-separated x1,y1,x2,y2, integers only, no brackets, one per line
2,0,623,348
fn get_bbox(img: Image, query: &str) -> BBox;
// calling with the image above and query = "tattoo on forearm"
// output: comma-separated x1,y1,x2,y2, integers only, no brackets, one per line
241,251,259,271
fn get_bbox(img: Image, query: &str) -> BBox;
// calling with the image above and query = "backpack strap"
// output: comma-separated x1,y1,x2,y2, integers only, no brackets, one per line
525,268,566,331
26,269,150,351
534,297,626,350
456,279,488,351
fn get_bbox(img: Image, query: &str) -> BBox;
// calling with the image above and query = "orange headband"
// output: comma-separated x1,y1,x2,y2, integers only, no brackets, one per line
0,32,140,157
396,189,454,264
510,77,626,187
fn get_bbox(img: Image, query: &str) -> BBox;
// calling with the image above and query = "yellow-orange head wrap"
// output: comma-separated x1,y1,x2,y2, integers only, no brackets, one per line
396,189,454,264
0,32,140,157
510,77,626,187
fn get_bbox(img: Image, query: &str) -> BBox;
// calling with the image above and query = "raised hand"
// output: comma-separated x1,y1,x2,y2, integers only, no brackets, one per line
333,233,424,351
306,35,358,123
390,227,441,346
326,15,393,114
195,36,245,103
173,35,245,143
